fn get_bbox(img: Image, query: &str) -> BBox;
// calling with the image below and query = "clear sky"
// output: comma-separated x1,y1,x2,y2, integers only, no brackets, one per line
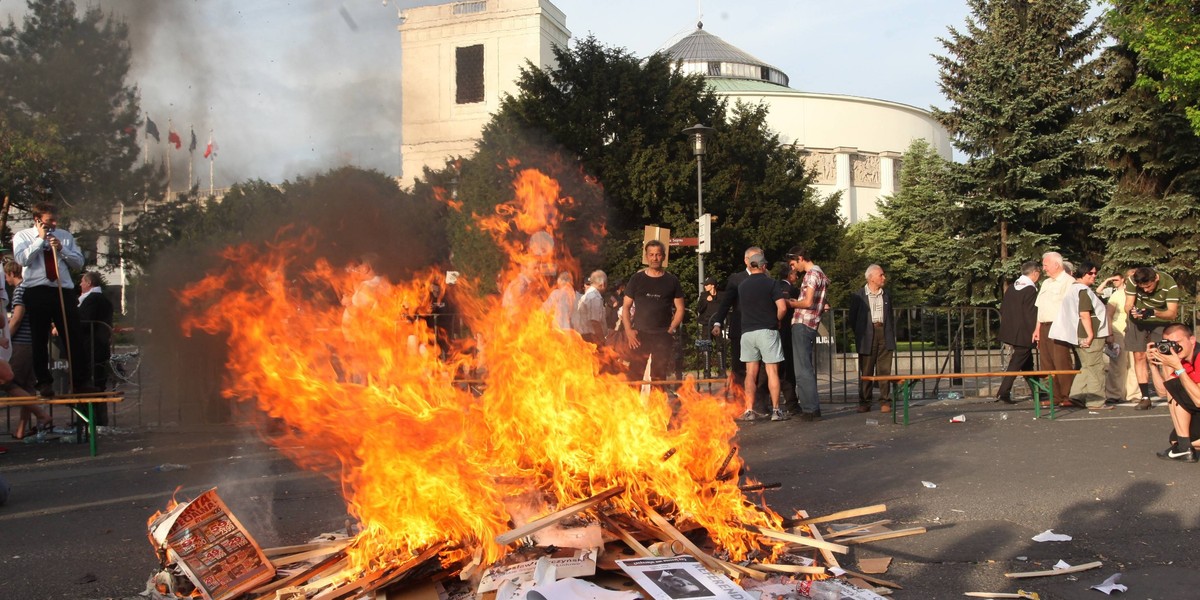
1,0,984,188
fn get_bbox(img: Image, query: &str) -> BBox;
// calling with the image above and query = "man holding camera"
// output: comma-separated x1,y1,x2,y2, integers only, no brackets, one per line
1146,323,1200,463
1125,267,1183,409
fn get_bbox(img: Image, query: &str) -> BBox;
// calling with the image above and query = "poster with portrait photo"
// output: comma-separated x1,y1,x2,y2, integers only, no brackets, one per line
616,556,751,600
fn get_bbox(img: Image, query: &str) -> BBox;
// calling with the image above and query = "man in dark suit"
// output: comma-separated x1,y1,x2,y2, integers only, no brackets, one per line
849,264,896,413
996,261,1041,403
78,271,114,424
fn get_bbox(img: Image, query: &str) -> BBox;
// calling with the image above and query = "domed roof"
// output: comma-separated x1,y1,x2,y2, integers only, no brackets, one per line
664,23,790,88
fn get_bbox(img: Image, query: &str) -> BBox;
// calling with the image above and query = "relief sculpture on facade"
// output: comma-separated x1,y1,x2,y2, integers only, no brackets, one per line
802,152,836,185
851,154,880,188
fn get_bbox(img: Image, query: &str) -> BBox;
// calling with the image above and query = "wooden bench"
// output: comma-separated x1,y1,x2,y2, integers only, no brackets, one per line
861,370,1081,425
0,391,124,456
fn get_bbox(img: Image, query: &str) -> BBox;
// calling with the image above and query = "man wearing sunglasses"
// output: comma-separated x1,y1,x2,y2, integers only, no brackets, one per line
1049,262,1109,409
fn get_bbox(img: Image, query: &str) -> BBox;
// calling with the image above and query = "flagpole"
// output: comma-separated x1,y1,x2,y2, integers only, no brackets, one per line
209,131,215,196
166,118,173,200
188,126,194,192
118,203,127,316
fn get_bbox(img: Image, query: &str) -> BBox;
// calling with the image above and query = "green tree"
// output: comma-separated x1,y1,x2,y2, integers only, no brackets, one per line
0,117,65,242
1090,32,1200,293
934,0,1107,303
1107,0,1200,136
847,139,963,306
432,37,841,300
0,0,160,234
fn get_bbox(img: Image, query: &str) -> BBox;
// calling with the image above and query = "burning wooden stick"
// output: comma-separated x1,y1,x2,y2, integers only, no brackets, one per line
795,510,840,569
310,543,445,600
791,504,887,526
495,485,625,545
839,527,927,545
743,524,849,554
822,519,893,539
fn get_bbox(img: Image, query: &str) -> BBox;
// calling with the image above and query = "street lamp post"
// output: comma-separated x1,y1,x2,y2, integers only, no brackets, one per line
682,123,714,299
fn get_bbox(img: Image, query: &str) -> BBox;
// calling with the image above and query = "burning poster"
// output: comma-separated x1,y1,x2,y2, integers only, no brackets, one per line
148,488,275,600
616,556,752,600
477,547,599,592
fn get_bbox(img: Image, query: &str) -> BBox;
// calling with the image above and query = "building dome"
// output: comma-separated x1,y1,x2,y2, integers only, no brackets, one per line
664,23,789,88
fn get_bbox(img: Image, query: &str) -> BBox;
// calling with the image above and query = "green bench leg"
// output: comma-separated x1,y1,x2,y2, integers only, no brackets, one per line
889,381,914,426
1027,376,1056,420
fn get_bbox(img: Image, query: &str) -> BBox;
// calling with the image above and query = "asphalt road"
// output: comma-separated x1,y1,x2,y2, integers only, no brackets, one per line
0,396,1196,600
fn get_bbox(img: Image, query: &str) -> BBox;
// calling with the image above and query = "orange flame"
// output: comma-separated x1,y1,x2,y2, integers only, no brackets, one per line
179,166,781,573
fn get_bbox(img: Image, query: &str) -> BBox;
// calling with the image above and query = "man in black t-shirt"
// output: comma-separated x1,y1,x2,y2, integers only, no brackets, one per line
621,240,685,382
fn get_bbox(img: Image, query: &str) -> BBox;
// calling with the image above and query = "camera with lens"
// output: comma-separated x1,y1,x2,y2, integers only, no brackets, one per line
1154,339,1183,354
1130,307,1155,320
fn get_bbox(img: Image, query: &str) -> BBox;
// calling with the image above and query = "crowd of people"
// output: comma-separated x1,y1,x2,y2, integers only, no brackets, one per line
1,202,115,455
608,241,1198,465
999,252,1195,462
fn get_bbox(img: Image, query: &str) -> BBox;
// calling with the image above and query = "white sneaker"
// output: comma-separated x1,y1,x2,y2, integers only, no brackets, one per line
736,409,759,422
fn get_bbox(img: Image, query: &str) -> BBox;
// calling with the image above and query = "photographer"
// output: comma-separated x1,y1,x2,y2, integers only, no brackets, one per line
1125,267,1182,409
1146,323,1200,463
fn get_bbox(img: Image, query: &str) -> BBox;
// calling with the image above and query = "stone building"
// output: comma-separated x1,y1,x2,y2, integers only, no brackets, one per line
399,0,953,223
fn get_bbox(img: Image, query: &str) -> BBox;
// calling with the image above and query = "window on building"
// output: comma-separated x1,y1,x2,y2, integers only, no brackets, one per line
707,61,721,76
456,45,484,104
761,66,770,81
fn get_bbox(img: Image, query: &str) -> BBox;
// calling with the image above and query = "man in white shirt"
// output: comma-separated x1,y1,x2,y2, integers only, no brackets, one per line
575,270,607,345
12,202,92,397
1033,251,1077,407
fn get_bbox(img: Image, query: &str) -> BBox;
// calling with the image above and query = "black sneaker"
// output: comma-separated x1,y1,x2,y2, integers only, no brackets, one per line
799,412,822,422
36,383,55,398
1156,446,1198,463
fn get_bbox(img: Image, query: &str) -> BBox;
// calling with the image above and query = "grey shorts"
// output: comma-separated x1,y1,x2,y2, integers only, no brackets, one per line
741,328,785,364
1125,321,1166,353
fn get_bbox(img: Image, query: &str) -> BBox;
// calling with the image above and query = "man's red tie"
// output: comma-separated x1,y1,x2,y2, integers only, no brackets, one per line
44,239,57,281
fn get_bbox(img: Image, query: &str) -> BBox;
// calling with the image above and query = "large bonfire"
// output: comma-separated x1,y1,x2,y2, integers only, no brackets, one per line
177,166,783,576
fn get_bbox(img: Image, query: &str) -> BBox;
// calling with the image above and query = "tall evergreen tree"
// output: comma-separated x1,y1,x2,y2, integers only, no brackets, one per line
436,37,841,297
0,0,160,232
933,0,1106,303
1091,19,1200,294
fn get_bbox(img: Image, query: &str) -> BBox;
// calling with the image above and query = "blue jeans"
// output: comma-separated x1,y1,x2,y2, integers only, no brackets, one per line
792,323,819,413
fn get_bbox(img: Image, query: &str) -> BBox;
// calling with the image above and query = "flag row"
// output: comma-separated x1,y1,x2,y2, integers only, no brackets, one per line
143,116,218,159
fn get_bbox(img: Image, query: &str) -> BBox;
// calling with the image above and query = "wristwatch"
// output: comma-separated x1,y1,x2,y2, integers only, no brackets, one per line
1174,368,1187,378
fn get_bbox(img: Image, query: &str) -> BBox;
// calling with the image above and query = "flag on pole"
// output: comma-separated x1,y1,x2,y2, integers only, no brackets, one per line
204,135,218,159
146,117,160,142
168,127,182,150
189,128,197,153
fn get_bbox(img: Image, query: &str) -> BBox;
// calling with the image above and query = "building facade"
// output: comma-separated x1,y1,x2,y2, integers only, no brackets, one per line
398,2,954,223
399,0,569,186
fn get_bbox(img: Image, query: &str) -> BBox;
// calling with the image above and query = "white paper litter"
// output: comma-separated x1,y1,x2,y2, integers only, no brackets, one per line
1089,573,1128,595
922,481,937,488
527,578,642,600
1053,560,1072,569
1032,529,1072,542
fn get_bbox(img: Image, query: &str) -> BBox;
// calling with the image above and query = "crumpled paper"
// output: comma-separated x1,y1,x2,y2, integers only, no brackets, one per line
1089,573,1128,595
1031,529,1072,542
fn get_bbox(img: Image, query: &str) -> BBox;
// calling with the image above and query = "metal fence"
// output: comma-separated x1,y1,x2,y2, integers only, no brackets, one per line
13,304,1198,430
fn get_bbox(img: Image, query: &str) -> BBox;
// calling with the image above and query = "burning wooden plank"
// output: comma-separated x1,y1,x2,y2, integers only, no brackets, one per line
495,485,625,546
791,504,887,526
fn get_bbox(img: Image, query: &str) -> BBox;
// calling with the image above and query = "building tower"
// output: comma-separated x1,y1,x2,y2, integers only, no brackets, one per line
399,0,570,186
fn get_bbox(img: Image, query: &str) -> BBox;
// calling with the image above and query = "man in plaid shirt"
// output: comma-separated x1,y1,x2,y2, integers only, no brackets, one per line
786,247,829,421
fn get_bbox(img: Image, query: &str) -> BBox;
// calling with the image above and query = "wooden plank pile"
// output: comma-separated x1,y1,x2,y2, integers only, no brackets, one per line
228,486,928,600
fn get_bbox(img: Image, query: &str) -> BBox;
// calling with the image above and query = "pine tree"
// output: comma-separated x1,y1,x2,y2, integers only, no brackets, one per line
0,0,160,231
933,0,1106,302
